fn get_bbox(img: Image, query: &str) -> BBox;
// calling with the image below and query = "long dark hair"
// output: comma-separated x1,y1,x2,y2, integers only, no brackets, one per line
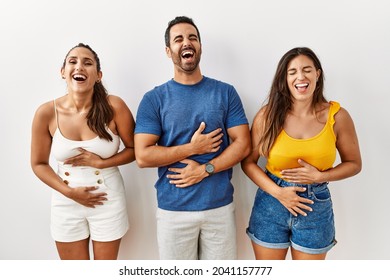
259,47,327,157
62,43,114,141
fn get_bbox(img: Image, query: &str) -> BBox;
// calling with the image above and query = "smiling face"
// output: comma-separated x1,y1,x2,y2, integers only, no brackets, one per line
61,47,102,94
286,54,321,102
165,23,202,74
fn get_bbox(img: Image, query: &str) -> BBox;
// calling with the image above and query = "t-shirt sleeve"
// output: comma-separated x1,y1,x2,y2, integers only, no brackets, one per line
226,86,249,129
134,93,161,136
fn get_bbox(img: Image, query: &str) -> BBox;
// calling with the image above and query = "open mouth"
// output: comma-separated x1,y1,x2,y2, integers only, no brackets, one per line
295,83,309,90
72,74,87,81
181,50,194,59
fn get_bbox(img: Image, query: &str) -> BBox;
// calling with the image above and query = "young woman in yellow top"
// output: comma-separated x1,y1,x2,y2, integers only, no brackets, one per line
241,47,362,260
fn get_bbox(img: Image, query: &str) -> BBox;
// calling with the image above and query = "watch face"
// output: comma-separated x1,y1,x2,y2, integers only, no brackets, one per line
206,163,214,174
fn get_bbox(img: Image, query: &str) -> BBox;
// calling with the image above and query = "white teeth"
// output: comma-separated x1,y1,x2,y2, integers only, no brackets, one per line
182,51,194,57
295,83,308,88
73,74,87,81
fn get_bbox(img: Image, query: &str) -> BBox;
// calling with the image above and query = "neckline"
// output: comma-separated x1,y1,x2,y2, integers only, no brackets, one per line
281,102,333,141
54,127,118,142
281,126,326,141
53,98,118,142
170,75,206,87
54,128,99,142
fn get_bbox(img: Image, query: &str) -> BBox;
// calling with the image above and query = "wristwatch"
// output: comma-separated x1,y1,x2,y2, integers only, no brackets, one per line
205,162,215,176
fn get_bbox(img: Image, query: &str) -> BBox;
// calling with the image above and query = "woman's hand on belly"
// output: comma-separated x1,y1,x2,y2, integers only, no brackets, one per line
280,159,323,184
68,186,107,208
276,186,314,217
64,148,103,168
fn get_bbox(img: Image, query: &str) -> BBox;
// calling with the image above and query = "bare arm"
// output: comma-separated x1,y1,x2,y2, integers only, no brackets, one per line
240,109,313,216
63,95,136,168
31,102,106,208
324,107,362,180
135,121,223,168
208,124,251,173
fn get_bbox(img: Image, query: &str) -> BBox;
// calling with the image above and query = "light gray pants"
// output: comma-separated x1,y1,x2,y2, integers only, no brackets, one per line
156,203,237,260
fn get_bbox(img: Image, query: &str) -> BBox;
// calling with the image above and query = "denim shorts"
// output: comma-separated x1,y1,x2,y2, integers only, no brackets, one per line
247,170,337,254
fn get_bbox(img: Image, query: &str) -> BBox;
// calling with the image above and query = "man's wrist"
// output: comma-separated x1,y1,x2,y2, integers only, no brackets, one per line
205,162,215,176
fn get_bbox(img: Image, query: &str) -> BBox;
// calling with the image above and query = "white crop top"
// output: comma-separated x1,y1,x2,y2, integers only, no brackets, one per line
51,100,120,163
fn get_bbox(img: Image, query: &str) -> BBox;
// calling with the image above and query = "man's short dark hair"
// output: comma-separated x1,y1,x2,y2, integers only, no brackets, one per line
164,16,201,47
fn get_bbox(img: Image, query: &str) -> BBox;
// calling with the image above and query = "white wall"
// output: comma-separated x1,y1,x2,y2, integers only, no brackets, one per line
0,0,389,260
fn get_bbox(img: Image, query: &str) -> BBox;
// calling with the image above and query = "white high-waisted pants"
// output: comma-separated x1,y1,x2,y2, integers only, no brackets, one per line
51,164,129,242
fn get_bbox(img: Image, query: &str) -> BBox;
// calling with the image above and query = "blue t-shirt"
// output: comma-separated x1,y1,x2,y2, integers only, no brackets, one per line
135,76,248,211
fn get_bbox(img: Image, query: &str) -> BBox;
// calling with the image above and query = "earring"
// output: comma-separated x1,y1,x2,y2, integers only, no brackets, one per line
96,80,100,83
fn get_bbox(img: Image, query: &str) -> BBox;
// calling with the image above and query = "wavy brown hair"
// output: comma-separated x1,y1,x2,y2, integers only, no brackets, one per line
62,43,114,141
259,47,327,157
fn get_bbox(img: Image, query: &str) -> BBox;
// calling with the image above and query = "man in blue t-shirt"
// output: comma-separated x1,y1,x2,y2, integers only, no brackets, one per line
134,16,250,260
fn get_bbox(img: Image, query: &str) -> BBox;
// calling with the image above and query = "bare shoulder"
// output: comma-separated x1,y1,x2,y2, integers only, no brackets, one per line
107,94,124,105
335,106,354,123
249,105,268,142
107,94,130,111
107,95,134,126
34,100,55,120
334,106,356,135
252,106,267,127
32,100,57,136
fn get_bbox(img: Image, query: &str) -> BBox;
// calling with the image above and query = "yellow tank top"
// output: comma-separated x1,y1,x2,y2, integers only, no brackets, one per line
266,101,340,178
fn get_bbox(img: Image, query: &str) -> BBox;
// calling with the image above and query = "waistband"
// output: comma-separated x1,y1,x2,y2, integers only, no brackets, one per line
57,164,120,188
265,170,328,192
57,164,119,177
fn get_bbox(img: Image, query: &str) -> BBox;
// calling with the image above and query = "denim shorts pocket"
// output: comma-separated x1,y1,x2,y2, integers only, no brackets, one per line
255,187,269,199
311,185,331,202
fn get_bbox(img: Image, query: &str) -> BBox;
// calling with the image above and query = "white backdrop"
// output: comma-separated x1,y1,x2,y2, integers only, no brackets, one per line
0,0,389,260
